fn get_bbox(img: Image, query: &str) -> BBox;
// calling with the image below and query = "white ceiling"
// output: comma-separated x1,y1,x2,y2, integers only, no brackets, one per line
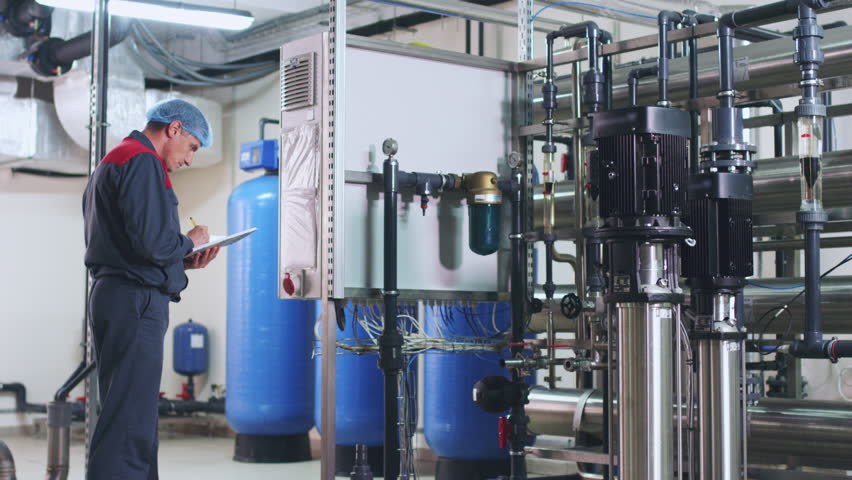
190,0,328,23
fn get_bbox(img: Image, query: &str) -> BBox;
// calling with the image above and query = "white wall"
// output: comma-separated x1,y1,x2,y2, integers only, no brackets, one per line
0,73,274,408
0,172,88,408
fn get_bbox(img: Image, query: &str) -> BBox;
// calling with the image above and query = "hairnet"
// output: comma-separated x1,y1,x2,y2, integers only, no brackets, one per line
146,99,213,148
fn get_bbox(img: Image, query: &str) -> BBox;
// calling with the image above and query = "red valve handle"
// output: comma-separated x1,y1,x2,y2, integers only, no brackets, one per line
498,416,510,449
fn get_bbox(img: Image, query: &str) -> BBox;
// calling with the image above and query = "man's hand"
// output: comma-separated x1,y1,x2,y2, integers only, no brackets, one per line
187,225,210,247
184,246,219,270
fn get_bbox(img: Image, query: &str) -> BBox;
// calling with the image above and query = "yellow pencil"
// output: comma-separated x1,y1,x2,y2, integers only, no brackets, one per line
190,217,198,228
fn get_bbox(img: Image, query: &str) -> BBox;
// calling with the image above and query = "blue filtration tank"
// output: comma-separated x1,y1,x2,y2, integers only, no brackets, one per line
173,319,208,376
314,303,385,476
227,172,318,463
173,319,208,400
424,302,514,480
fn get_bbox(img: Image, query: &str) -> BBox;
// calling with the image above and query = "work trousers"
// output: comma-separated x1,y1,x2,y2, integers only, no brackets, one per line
87,276,170,480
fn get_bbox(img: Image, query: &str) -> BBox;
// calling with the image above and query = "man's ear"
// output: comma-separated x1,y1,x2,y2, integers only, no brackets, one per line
167,120,183,138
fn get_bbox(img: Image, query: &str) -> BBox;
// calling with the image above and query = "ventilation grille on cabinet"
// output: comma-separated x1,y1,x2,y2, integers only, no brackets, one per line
282,53,314,111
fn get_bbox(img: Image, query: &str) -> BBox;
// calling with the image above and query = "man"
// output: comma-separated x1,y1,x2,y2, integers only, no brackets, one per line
83,99,220,479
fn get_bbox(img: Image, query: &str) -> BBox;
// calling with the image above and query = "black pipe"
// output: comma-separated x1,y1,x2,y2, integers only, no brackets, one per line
258,117,279,141
822,92,833,153
735,26,789,42
718,21,736,110
804,227,822,345
478,21,484,56
683,10,713,172
158,396,225,416
598,29,613,111
30,17,130,76
55,361,96,402
0,439,16,480
465,19,471,54
658,11,683,106
722,1,801,30
544,238,555,301
506,170,529,480
379,140,403,480
548,21,603,115
542,34,558,159
627,65,658,107
0,382,45,413
788,1,830,360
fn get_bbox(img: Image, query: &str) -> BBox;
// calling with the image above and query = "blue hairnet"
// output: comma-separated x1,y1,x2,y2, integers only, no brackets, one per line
146,98,213,148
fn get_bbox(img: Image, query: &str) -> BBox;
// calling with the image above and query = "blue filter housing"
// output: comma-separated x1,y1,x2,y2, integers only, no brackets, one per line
424,302,515,479
239,139,278,171
226,172,318,462
173,319,208,376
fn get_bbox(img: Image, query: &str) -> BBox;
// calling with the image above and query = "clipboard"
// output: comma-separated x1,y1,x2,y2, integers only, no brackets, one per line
186,227,257,257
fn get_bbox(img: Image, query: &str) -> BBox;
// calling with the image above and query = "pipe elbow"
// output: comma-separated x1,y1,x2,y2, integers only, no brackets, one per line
658,10,684,27
798,0,827,10
597,29,612,44
585,21,599,37
719,13,737,34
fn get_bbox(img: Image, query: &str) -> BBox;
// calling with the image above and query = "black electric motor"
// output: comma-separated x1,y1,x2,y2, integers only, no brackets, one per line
593,106,692,301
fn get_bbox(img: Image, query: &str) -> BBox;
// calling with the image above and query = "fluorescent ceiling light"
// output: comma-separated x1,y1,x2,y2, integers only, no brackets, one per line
37,0,255,30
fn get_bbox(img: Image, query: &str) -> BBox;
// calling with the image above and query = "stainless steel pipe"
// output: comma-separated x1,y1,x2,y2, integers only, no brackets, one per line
527,389,852,469
535,149,852,237
696,296,743,480
616,303,673,480
45,402,72,480
531,276,852,333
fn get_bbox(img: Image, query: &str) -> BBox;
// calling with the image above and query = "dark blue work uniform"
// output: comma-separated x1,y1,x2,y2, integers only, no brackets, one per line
83,131,193,480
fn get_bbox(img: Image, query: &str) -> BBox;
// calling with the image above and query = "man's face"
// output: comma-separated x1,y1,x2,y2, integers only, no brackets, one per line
163,122,201,172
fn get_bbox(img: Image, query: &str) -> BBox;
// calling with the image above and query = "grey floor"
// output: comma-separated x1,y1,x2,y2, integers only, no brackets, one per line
3,434,326,480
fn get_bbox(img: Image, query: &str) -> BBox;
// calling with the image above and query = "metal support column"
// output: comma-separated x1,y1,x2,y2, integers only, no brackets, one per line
84,0,110,467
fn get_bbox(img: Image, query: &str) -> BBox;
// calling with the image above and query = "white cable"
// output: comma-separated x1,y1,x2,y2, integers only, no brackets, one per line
491,302,499,335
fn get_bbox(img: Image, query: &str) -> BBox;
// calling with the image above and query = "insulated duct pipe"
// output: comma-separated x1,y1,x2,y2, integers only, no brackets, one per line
5,0,52,37
30,17,131,76
526,388,852,469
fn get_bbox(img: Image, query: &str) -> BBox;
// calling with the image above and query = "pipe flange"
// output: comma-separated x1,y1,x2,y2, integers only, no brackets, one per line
796,210,828,225
794,103,826,117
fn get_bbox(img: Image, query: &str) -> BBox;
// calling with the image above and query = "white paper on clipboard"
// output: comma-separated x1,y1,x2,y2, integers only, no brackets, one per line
185,227,257,257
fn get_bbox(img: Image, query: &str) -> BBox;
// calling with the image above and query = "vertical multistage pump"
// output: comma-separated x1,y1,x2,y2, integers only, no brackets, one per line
683,11,759,480
592,106,691,480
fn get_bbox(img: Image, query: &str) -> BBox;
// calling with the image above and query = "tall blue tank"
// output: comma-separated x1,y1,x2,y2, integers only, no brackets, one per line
424,302,514,479
173,319,208,376
226,172,318,463
314,303,385,475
